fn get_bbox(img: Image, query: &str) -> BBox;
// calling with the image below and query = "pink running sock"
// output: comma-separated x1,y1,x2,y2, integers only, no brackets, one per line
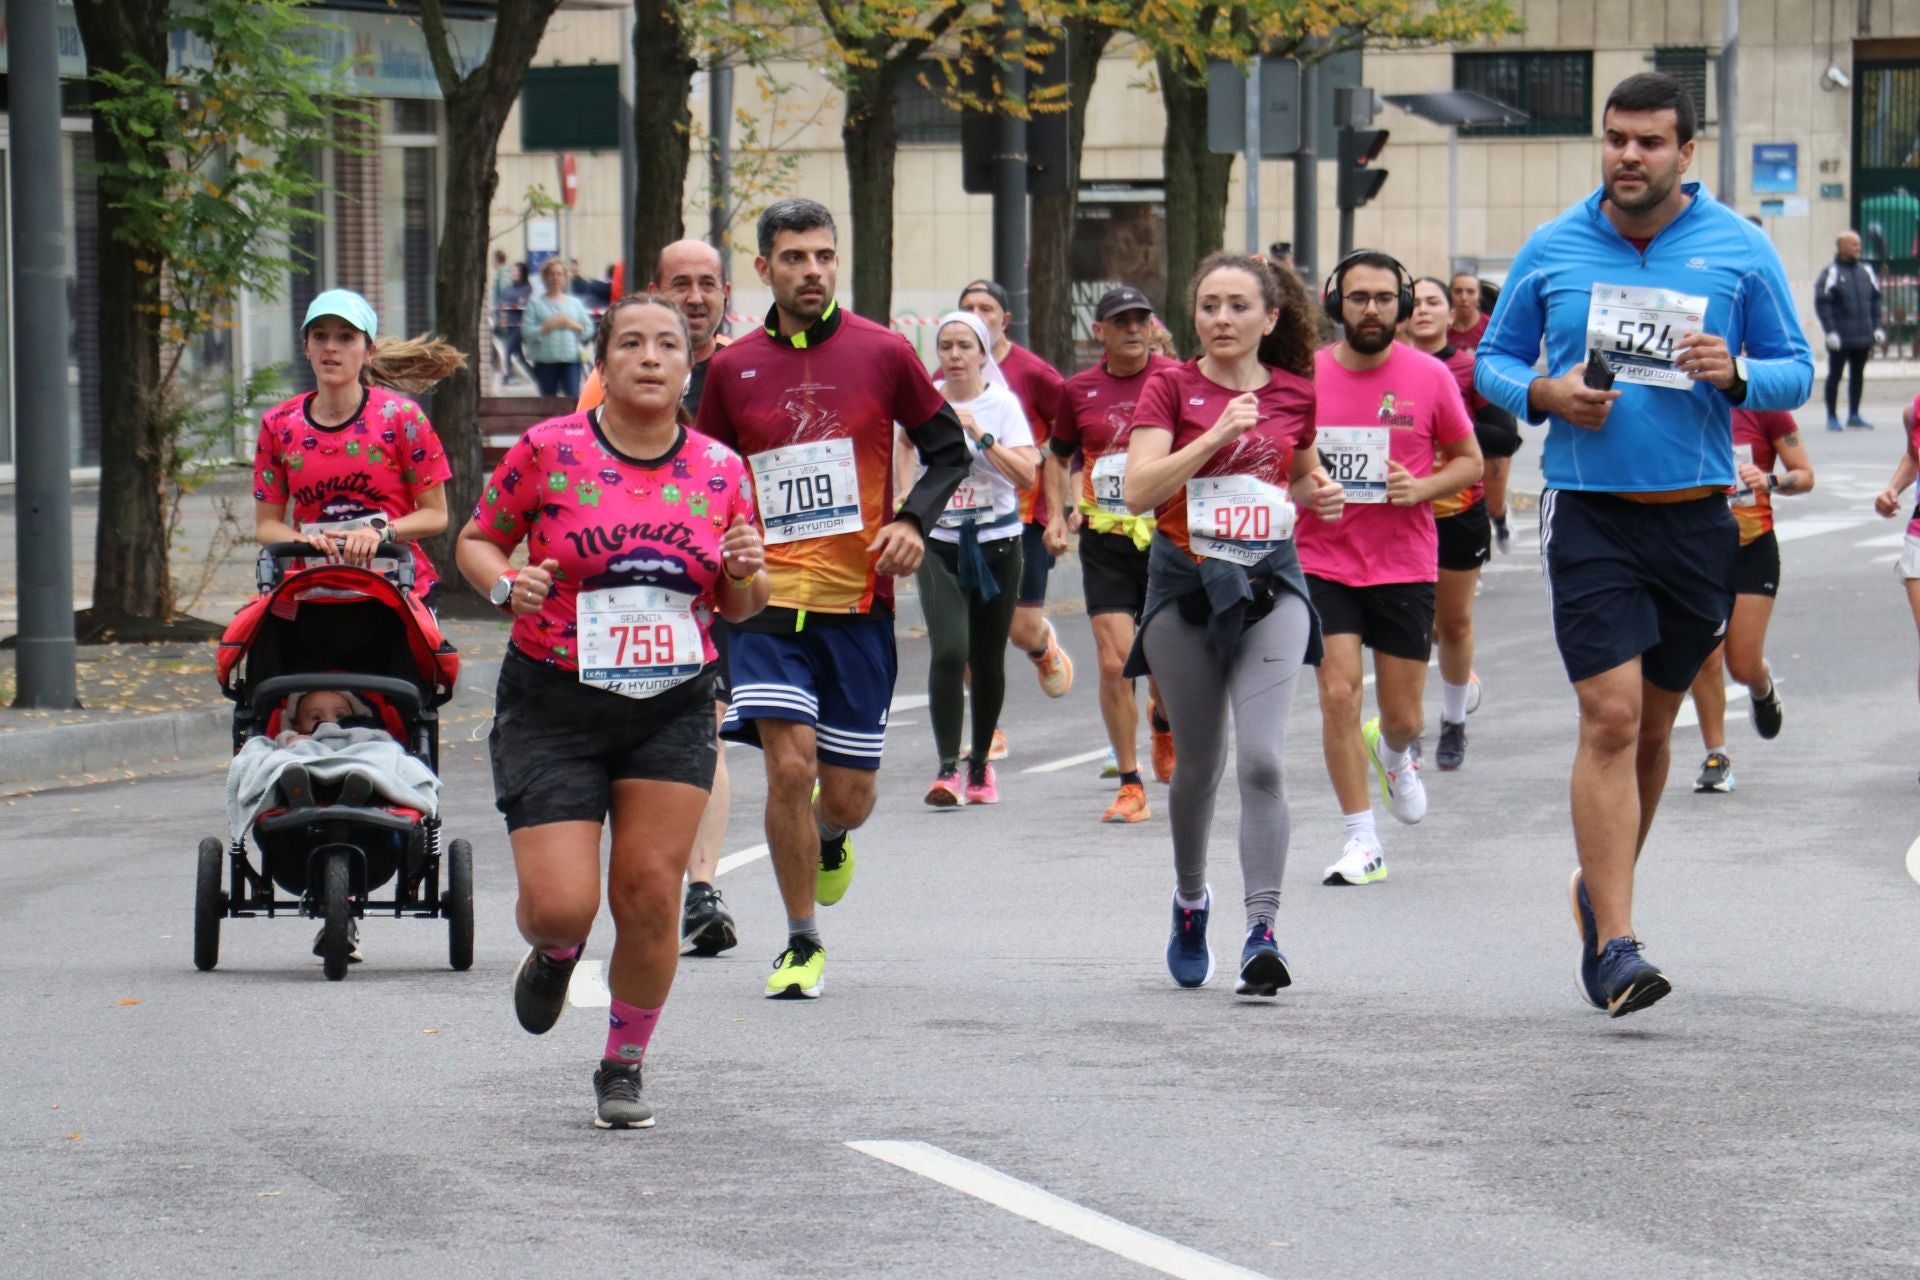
605,998,661,1063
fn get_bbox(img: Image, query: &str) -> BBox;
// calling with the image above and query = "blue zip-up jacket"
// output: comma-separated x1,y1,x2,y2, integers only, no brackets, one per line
1475,182,1813,493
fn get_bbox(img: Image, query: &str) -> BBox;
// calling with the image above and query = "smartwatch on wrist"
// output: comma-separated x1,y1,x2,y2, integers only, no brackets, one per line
975,432,996,455
1766,473,1780,493
489,570,518,612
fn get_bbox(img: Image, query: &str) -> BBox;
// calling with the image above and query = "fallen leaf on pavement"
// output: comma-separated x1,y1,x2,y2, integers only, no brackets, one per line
118,998,141,1006
66,1133,82,1141
257,1190,283,1198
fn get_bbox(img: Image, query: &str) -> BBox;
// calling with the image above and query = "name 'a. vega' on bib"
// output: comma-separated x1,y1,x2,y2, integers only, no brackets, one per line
1587,283,1709,390
749,437,863,545
1091,451,1130,515
577,585,705,699
1315,426,1390,504
1187,474,1297,566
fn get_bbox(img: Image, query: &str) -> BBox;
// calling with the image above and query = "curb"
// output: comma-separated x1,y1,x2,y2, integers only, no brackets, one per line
0,705,231,797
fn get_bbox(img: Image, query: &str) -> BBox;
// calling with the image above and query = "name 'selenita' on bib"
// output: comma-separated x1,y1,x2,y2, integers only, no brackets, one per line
1586,283,1710,391
1316,426,1389,504
1187,474,1296,566
576,584,705,700
749,437,863,545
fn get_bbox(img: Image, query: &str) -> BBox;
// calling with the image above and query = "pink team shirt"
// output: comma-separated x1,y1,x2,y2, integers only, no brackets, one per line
252,387,452,596
1297,344,1475,587
470,415,754,671
1130,360,1316,559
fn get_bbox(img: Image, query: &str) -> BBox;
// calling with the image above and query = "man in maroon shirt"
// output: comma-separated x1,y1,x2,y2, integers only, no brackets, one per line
1043,286,1180,822
697,198,969,1000
957,281,1075,726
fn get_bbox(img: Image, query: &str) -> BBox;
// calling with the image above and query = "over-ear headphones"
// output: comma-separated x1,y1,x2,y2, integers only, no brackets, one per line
1321,250,1415,327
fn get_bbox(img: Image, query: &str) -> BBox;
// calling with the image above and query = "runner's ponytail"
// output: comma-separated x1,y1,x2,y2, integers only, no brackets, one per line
364,335,468,393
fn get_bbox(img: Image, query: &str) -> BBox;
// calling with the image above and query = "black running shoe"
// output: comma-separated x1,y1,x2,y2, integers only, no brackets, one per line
513,944,581,1034
1234,925,1292,997
1436,719,1467,771
1694,752,1735,793
682,882,739,957
1751,683,1783,740
1493,515,1510,553
592,1058,655,1129
1594,937,1672,1018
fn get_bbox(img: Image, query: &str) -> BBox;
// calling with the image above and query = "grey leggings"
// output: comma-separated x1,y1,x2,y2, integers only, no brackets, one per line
1140,592,1312,930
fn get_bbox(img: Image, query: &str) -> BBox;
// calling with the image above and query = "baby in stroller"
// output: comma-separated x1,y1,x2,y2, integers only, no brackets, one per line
268,690,390,807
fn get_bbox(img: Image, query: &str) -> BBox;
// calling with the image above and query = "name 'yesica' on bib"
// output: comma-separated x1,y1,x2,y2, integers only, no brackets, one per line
1316,427,1389,504
577,585,705,699
750,438,863,545
1187,475,1296,566
1587,284,1709,391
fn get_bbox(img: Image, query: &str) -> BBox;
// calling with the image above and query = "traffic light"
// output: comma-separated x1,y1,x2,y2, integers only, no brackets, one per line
1337,127,1389,210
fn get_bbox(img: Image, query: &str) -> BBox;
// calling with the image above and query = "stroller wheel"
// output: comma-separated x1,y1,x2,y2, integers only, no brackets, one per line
194,837,225,972
319,851,355,981
447,839,475,972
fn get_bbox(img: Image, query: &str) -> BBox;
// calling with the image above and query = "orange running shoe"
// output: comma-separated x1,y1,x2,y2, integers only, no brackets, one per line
1149,703,1176,784
988,728,1008,761
1101,781,1151,824
1030,622,1073,698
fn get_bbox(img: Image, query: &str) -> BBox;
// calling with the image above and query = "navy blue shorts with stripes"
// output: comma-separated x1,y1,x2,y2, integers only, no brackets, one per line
720,617,897,771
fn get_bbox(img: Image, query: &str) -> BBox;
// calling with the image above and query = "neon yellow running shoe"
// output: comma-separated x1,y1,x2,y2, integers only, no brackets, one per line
765,936,825,999
811,781,856,905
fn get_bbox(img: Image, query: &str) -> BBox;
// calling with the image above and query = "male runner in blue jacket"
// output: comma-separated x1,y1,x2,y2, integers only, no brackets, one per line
1476,73,1813,1018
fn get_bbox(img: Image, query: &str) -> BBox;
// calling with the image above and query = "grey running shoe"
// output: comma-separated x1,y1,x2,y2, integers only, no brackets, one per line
1694,752,1735,793
1436,719,1467,771
592,1058,655,1129
513,944,581,1034
1751,683,1783,741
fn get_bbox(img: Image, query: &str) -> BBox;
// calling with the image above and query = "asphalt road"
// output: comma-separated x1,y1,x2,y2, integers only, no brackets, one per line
5,419,1920,1278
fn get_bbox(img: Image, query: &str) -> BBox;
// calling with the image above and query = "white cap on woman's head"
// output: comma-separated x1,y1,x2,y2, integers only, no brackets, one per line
935,310,1005,389
303,289,379,341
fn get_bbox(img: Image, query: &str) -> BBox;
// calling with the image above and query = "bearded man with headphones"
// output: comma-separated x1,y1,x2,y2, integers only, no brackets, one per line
1298,250,1484,888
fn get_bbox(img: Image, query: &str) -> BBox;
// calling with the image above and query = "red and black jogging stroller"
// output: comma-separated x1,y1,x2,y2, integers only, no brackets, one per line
196,542,471,980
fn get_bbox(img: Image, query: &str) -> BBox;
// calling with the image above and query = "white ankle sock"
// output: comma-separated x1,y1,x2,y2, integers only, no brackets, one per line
1378,740,1412,774
1441,680,1470,723
1343,809,1377,842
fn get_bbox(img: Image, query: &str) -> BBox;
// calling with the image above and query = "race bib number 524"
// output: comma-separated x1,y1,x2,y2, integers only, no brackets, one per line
1587,283,1709,390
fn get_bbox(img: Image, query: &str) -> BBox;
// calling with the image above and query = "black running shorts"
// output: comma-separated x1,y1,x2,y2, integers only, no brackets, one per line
1437,499,1493,573
489,646,718,831
1734,528,1780,599
1079,525,1150,618
1305,575,1436,662
1539,489,1738,693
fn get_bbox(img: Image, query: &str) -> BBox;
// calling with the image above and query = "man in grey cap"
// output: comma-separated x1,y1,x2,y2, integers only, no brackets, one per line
1813,229,1885,430
1041,285,1182,822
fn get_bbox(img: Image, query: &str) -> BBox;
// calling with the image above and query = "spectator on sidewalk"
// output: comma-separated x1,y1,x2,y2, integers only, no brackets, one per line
524,258,592,399
1814,229,1885,431
499,262,535,386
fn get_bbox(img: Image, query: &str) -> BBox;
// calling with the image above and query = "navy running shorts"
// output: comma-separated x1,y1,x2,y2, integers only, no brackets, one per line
722,617,897,770
1539,489,1738,692
1018,520,1053,607
489,647,719,832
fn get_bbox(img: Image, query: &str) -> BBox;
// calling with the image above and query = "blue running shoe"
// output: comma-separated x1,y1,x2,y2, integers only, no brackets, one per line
1234,925,1292,997
1166,889,1214,989
1569,868,1603,1011
1825,416,1844,432
1595,936,1672,1018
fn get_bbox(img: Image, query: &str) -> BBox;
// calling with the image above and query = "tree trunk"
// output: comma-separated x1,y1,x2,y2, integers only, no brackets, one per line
1157,49,1232,355
73,0,172,624
841,64,903,325
419,0,563,601
630,0,696,285
1029,18,1115,374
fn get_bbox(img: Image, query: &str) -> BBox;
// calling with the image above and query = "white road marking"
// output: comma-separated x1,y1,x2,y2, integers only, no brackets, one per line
891,693,931,713
1774,516,1879,544
1852,531,1906,549
1024,747,1112,774
1906,834,1920,887
716,843,771,876
1672,684,1745,730
1874,553,1901,564
847,1141,1274,1280
566,960,611,1009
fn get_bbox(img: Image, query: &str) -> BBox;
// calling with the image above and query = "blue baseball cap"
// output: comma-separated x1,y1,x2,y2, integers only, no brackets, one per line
303,288,379,340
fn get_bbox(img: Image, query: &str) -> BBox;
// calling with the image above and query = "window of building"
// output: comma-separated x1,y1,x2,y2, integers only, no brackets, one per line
1652,47,1710,127
520,65,621,152
894,72,964,147
383,101,439,339
1454,51,1593,138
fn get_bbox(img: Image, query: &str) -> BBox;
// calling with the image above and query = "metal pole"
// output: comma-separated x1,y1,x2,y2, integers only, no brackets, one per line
1448,126,1459,274
1293,58,1319,284
1717,0,1739,205
708,3,734,278
10,0,77,708
1337,178,1354,261
619,6,636,290
1243,57,1261,254
992,0,1030,347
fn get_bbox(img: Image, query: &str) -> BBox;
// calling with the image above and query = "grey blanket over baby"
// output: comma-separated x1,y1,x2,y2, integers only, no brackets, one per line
225,724,440,844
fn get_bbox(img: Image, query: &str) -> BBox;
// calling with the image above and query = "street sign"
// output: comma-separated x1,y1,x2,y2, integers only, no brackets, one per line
1206,57,1301,157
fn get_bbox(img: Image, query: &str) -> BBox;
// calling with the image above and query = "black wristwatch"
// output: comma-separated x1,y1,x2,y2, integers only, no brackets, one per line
975,432,996,454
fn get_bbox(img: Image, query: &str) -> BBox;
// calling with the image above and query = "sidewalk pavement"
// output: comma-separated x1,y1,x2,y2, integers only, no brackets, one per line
1,388,1909,795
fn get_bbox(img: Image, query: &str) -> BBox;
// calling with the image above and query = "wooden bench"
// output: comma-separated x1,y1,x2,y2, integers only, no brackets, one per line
478,396,575,467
